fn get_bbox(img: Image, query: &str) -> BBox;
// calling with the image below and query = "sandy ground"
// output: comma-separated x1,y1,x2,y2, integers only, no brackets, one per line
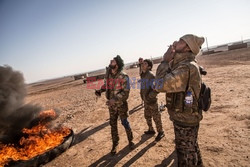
26,48,250,167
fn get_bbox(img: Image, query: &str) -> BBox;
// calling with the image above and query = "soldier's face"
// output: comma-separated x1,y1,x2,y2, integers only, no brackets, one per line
111,59,116,66
142,61,150,72
109,59,118,71
139,58,143,64
173,39,190,53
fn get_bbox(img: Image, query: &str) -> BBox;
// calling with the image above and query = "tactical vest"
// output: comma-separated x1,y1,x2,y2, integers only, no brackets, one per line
166,60,203,126
140,70,157,104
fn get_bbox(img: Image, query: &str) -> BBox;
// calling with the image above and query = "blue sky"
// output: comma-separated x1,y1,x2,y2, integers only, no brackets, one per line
0,0,250,83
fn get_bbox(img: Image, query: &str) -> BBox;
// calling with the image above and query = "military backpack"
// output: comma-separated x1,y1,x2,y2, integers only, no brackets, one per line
198,66,211,112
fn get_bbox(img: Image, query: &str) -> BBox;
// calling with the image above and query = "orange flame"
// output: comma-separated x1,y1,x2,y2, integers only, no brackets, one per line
0,109,71,166
39,109,57,119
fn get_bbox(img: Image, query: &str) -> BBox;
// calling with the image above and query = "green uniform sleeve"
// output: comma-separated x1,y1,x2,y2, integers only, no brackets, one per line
156,65,189,93
147,72,158,99
156,61,170,80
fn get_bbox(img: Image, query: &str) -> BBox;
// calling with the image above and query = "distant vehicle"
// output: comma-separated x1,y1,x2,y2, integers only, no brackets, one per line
74,73,88,81
83,73,105,84
74,75,83,80
129,63,138,69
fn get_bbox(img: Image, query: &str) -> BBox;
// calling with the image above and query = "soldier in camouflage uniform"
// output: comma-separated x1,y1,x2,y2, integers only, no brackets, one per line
138,57,144,105
140,59,165,141
155,34,204,166
138,57,143,75
95,55,134,155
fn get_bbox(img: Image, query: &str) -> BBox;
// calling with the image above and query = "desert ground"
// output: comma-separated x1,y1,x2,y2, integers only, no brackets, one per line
26,48,250,167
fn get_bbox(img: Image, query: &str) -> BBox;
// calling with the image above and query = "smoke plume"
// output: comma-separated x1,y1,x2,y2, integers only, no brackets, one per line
0,65,41,143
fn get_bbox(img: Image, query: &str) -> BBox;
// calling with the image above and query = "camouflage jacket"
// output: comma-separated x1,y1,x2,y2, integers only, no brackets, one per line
101,69,130,108
155,60,170,80
156,52,202,126
140,70,158,104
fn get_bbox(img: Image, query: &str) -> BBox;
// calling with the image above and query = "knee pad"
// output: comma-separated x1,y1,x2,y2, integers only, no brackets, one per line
121,118,130,129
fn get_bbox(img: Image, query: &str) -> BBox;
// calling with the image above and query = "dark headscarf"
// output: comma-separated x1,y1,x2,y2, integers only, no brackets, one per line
114,55,124,71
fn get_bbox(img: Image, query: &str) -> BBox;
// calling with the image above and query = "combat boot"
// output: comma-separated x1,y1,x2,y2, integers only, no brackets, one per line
125,129,134,150
155,131,165,142
144,130,156,135
129,141,135,150
110,142,118,155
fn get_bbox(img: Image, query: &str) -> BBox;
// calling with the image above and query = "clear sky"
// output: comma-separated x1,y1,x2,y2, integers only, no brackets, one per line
1,0,250,83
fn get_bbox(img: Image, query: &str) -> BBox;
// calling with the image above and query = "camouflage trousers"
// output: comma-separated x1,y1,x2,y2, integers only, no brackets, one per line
173,123,203,167
109,103,133,145
144,102,163,133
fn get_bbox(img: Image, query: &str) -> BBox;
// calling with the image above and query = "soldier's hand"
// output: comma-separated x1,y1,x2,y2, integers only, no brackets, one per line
95,90,101,97
148,90,158,99
163,45,175,62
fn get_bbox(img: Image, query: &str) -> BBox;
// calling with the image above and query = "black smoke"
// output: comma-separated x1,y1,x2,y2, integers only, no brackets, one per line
0,65,41,143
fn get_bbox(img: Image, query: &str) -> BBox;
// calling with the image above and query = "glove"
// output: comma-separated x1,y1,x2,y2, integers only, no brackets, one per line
95,90,101,97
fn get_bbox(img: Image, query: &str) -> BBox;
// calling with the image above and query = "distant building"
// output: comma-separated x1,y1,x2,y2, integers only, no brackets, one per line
202,39,249,55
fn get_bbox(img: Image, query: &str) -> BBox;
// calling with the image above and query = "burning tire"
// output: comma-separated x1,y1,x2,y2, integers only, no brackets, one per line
5,129,74,167
0,110,74,167
0,67,74,167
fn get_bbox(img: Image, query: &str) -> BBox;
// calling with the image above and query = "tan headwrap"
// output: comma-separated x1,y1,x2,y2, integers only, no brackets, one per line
181,34,205,55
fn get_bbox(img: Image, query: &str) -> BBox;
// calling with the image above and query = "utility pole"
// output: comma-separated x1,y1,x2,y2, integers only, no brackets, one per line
206,37,209,51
